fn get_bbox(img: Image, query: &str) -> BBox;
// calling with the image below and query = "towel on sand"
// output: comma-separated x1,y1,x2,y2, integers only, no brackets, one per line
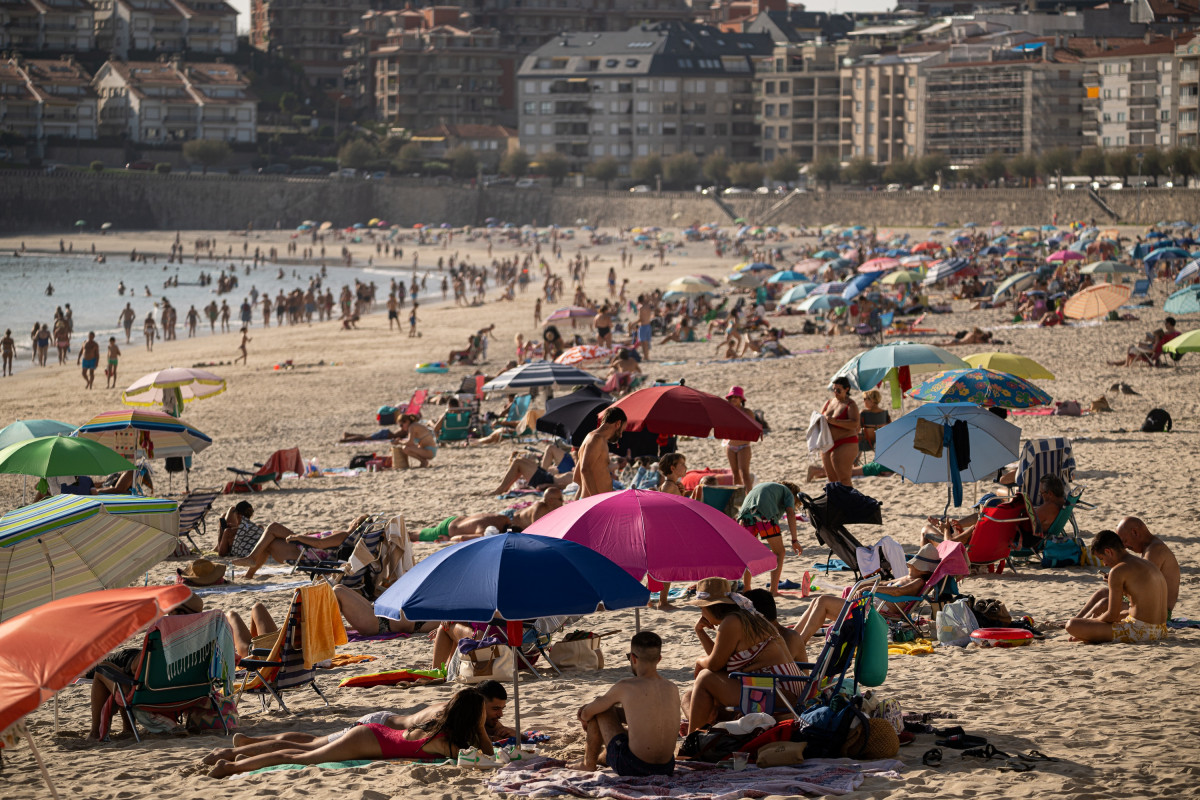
300,582,348,668
487,755,904,799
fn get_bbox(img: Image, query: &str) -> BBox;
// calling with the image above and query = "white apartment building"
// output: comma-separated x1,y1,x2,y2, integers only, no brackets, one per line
0,0,96,52
93,0,236,59
1083,37,1178,150
1174,34,1199,148
0,56,97,150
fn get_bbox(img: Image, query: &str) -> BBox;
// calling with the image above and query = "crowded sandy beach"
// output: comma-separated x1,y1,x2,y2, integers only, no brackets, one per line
0,218,1197,800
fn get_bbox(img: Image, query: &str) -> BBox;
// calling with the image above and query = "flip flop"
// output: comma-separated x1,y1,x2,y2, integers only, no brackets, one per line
998,760,1035,772
922,748,942,767
936,732,989,750
1018,750,1058,762
962,744,1011,761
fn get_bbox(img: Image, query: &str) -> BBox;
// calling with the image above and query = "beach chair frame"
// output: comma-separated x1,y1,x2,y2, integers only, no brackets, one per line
235,588,331,714
175,488,220,554
291,512,388,596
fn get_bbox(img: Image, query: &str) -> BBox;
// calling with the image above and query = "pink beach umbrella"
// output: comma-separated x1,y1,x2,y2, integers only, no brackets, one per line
859,257,899,273
1046,250,1084,262
523,489,776,584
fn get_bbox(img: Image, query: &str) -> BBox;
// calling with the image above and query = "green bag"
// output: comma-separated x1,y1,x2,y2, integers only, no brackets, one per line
856,607,889,687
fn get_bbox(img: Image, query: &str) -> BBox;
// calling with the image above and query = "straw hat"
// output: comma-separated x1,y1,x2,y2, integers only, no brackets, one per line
690,577,735,607
911,543,940,573
177,558,227,586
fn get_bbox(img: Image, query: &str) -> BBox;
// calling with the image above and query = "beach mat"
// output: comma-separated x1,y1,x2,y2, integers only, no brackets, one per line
1167,618,1200,629
193,579,311,597
241,758,451,776
340,667,445,688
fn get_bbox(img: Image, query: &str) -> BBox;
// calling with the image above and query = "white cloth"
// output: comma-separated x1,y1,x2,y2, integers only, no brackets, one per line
807,412,834,453
857,536,909,579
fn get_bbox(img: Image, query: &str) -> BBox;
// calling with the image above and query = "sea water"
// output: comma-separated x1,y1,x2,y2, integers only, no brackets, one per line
0,253,432,373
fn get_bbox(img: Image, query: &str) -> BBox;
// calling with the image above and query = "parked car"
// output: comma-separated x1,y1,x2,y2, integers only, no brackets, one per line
367,170,388,180
332,167,359,178
514,177,538,189
125,161,154,171
722,187,750,195
259,163,290,175
629,184,652,193
294,165,327,175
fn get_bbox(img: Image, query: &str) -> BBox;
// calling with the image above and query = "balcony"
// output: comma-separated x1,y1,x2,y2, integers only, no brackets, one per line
1128,95,1156,107
1128,70,1156,82
1128,119,1156,131
1180,118,1198,132
1181,68,1200,85
1180,92,1199,108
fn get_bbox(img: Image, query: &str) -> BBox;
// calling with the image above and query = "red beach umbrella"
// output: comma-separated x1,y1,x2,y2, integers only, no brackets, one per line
609,385,763,441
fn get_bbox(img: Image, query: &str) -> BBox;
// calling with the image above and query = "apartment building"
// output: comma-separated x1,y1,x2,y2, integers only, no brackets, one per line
456,0,693,53
91,0,236,59
755,41,856,165
0,0,96,52
0,56,97,150
1177,33,1200,148
842,51,938,163
517,22,773,174
250,0,373,90
1083,36,1179,149
410,121,517,169
344,5,509,130
92,57,255,143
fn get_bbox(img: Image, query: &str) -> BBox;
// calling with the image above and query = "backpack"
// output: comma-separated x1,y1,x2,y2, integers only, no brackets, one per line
348,453,375,470
678,727,762,763
1141,408,1172,433
796,696,872,759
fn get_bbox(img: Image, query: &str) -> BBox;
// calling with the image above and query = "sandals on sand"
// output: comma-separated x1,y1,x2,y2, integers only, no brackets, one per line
935,727,989,750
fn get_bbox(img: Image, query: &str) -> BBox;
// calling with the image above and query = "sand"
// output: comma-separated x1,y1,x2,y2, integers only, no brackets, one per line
0,224,1197,800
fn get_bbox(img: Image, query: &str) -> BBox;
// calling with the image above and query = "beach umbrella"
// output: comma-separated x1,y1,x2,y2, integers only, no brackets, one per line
779,283,818,304
837,341,970,392
1164,285,1200,315
1175,259,1199,283
667,276,715,290
0,421,76,451
882,270,921,285
524,489,776,583
73,409,212,460
553,345,614,366
922,258,972,285
809,281,846,296
0,436,134,480
1046,250,1084,263
963,352,1054,380
0,495,181,622
858,257,899,273
991,271,1036,303
1163,329,1200,355
318,221,333,231
663,290,713,302
737,262,774,273
797,294,847,313
482,362,601,392
543,306,597,322
766,270,808,284
536,384,612,447
875,403,1021,512
911,242,941,254
374,533,648,734
100,222,112,231
73,220,85,228
121,367,227,412
812,249,838,259
793,259,825,274
1062,283,1132,320
726,271,764,287
609,384,763,441
1081,260,1139,276
0,585,192,797
843,272,882,301
908,368,1053,409
1144,246,1190,265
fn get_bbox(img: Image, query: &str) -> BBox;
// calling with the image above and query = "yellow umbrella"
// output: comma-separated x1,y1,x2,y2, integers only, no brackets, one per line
881,270,922,285
1062,283,1132,320
964,352,1055,379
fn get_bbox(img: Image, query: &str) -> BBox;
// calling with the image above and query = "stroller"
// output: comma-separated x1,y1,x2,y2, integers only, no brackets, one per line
797,483,884,580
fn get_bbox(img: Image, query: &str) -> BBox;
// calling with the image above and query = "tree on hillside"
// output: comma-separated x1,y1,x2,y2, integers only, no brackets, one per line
662,152,700,188
882,158,918,186
337,139,378,170
703,151,731,186
446,145,479,180
541,151,570,186
812,157,841,189
630,154,663,185
915,153,949,185
843,157,878,185
1008,154,1038,187
727,161,764,187
768,154,798,185
585,156,619,189
979,152,1008,186
393,142,422,174
1074,148,1106,181
500,148,531,178
182,139,232,174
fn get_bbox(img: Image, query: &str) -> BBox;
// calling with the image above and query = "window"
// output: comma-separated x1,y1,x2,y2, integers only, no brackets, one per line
523,101,536,114
763,127,773,139
779,81,789,93
713,123,727,136
636,123,649,135
764,104,775,117
1103,89,1111,99
626,59,638,68
765,81,775,95
663,123,676,135
663,79,677,92
1116,136,1125,146
1117,88,1125,98
1161,109,1171,121
540,123,551,135
779,103,788,117
540,101,552,114
605,59,619,68
778,126,788,140
1102,113,1111,122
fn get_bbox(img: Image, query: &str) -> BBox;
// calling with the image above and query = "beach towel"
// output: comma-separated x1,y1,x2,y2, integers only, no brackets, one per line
300,582,348,669
486,755,904,799
153,610,235,693
193,579,312,597
857,536,907,580
887,639,936,656
339,667,446,688
345,628,411,643
814,558,851,572
328,654,376,667
1167,618,1200,630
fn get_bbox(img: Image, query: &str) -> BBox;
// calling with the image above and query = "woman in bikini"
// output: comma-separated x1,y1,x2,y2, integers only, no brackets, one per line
723,386,756,490
685,577,802,733
820,377,859,487
397,413,438,468
208,687,493,777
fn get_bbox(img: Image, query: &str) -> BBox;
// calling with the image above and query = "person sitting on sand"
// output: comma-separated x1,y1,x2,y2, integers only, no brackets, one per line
1066,530,1168,644
684,578,801,733
232,513,372,580
215,501,263,559
395,413,437,468
744,589,806,661
208,687,494,777
569,632,679,776
792,543,941,661
1108,329,1165,367
1077,517,1179,619
203,681,516,766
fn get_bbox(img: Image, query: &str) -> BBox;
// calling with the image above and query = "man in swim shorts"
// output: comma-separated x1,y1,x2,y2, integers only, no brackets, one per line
569,632,679,776
77,331,100,389
636,297,654,360
1066,530,1169,644
735,481,803,595
412,512,514,542
1077,517,1180,622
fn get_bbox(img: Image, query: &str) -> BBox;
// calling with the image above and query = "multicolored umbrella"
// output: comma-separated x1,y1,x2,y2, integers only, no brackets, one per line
73,409,212,460
1081,260,1139,276
121,367,227,411
0,495,181,622
1062,283,1132,320
1164,285,1200,315
908,368,1053,408
0,436,134,479
0,420,76,451
553,345,615,366
964,352,1054,380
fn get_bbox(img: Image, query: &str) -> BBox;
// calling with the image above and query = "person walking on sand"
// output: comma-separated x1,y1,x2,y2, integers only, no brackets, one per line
387,294,399,332
186,305,200,337
1,329,14,376
235,327,250,365
219,300,231,333
408,303,420,337
118,303,136,343
105,337,120,389
143,313,157,352
77,332,100,389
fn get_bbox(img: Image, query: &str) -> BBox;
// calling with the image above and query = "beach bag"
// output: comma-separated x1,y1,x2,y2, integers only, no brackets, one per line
935,599,978,646
348,453,375,470
755,741,807,767
186,696,239,732
678,726,762,763
1141,408,1172,433
547,633,604,670
449,643,514,685
1042,537,1082,567
377,405,397,425
795,696,871,759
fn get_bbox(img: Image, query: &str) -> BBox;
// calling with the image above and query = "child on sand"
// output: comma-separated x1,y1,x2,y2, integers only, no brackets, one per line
235,327,250,365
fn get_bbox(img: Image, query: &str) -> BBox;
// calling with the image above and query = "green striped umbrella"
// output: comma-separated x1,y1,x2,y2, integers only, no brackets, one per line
0,436,134,479
0,495,180,622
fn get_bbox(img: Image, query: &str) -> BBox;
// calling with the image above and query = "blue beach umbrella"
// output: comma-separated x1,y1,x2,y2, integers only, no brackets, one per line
1164,285,1200,315
0,420,76,451
843,271,882,300
766,270,807,284
809,281,847,296
779,283,818,304
1176,260,1199,283
797,294,847,313
1145,247,1190,264
834,341,969,394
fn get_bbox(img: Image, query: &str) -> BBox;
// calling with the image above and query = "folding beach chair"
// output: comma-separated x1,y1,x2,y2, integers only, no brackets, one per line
1008,437,1076,505
1130,278,1150,299
223,447,304,493
235,582,345,714
293,513,390,597
696,484,743,518
879,541,969,636
796,486,883,579
99,610,235,742
175,488,220,554
976,486,1091,571
437,410,473,443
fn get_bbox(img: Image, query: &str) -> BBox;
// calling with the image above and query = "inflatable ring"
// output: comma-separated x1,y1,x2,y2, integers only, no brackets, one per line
414,362,449,374
970,627,1034,648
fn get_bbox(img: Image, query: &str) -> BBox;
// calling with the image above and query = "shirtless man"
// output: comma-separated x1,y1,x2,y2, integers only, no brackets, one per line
636,298,654,360
77,331,100,389
118,303,136,343
573,407,626,498
569,632,679,776
1078,517,1180,618
444,488,565,541
1066,529,1169,644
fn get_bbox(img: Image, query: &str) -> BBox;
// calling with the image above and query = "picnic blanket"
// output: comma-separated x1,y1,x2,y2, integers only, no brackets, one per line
487,755,903,799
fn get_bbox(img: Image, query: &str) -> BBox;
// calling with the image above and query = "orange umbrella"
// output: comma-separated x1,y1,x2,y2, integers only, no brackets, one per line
0,586,190,796
1062,282,1132,320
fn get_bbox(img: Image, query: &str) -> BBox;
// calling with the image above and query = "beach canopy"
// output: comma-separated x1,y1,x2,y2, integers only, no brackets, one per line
1164,285,1200,315
524,489,776,583
835,341,969,392
0,495,181,622
0,436,134,479
482,361,601,392
964,352,1054,380
610,384,763,441
1062,283,1132,320
1163,329,1200,355
0,420,76,451
74,409,212,460
908,368,1053,409
122,367,227,411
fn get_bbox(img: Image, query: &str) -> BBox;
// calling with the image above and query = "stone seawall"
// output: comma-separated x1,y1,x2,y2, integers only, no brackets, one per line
0,171,1196,232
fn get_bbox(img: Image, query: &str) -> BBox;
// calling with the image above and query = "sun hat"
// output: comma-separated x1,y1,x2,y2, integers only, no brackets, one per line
690,577,735,607
176,591,205,614
177,558,227,586
726,386,746,401
911,543,941,572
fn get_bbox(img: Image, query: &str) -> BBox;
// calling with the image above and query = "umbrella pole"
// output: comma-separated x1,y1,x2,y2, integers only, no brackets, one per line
22,726,61,800
37,539,59,735
634,607,641,634
511,644,521,742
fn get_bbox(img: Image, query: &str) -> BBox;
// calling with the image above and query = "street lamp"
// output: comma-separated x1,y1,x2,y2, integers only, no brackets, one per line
1135,150,1144,224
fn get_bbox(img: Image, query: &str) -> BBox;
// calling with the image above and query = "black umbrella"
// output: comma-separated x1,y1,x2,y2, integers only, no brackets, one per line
536,384,612,447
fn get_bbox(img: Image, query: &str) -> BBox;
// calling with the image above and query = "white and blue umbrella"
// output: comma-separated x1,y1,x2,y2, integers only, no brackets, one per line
481,361,601,392
809,281,847,296
779,283,819,304
991,271,1036,304
797,294,847,313
922,258,972,285
834,341,969,393
1175,259,1199,283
